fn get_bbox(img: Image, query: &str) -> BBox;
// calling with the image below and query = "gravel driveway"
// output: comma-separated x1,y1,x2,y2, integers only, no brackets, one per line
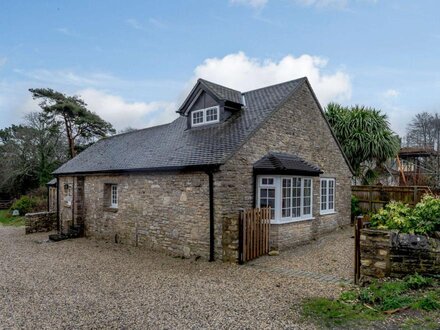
0,226,351,329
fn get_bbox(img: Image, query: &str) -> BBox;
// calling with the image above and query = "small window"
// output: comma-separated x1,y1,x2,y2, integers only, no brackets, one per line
104,183,118,209
192,110,204,125
320,178,335,214
111,185,118,208
191,106,220,127
258,177,276,219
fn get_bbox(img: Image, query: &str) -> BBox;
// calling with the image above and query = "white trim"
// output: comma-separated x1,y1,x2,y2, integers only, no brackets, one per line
191,106,220,127
110,184,118,208
320,178,335,214
256,175,313,224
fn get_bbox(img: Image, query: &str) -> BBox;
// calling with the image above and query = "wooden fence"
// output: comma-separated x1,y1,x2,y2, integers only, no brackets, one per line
238,208,271,264
354,216,371,284
352,185,432,212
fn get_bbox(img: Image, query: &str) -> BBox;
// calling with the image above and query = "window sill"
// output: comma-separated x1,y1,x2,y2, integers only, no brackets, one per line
104,207,118,213
320,211,336,216
271,217,314,225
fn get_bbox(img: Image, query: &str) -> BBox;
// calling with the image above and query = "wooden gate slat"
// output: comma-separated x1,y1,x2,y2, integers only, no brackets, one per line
239,207,271,263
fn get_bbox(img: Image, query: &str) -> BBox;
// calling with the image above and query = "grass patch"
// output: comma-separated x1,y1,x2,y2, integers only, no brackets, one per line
0,210,25,227
301,275,440,328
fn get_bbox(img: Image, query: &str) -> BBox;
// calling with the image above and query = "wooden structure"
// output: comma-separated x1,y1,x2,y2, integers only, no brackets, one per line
397,147,437,186
352,185,432,212
238,208,271,264
354,216,370,284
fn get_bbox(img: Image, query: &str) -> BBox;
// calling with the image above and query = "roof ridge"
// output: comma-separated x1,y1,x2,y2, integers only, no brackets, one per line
102,123,171,142
198,78,242,95
243,77,307,94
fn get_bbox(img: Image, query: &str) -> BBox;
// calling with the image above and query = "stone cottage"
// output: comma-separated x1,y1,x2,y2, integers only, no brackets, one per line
52,77,353,262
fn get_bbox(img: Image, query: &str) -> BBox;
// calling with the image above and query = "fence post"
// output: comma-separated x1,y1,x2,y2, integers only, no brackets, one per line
354,215,363,284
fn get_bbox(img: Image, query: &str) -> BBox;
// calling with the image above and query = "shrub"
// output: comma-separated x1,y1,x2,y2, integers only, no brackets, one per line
370,195,440,235
351,195,362,217
370,201,413,232
10,195,38,215
411,195,440,234
405,274,434,290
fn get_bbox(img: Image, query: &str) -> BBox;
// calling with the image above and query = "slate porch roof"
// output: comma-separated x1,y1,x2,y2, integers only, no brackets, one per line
54,77,347,175
253,153,322,176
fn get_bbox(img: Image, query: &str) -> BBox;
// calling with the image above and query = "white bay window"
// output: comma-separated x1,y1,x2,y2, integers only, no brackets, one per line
257,176,313,223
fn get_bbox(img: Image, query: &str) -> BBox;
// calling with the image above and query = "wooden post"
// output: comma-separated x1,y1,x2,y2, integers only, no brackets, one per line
354,216,363,284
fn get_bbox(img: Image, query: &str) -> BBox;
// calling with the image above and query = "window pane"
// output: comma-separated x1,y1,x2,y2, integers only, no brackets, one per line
260,187,275,219
292,178,301,218
282,178,291,218
321,180,327,211
328,180,335,210
192,111,204,125
206,107,218,122
303,178,312,216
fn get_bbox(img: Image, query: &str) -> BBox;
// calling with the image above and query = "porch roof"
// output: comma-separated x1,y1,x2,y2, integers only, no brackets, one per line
253,152,322,176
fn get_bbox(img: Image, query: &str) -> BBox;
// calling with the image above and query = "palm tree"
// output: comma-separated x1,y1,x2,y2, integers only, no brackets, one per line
325,103,400,182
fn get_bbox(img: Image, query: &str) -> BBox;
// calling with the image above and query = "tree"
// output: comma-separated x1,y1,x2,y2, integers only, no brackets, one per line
406,112,436,148
0,112,66,195
29,88,116,158
325,103,400,181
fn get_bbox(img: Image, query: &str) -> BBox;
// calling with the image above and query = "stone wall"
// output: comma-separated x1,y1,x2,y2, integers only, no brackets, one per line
217,81,353,262
76,172,213,259
360,229,440,281
25,211,57,234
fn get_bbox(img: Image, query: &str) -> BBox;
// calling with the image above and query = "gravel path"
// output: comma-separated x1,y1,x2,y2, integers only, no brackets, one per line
0,227,348,329
249,225,354,282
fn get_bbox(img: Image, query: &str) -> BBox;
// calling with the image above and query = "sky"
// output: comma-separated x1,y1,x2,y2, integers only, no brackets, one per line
1,0,440,136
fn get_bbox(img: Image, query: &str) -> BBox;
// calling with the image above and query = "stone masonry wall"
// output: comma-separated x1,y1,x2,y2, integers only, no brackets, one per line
25,211,57,234
217,81,353,262
79,172,213,259
360,229,440,281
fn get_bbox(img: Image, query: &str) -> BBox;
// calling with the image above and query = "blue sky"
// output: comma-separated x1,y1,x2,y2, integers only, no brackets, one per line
1,0,439,136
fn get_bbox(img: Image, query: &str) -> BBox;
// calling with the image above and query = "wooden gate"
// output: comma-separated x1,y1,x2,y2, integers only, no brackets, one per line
238,208,271,264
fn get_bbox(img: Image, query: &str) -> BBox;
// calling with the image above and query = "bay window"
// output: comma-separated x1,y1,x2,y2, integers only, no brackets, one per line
257,176,313,223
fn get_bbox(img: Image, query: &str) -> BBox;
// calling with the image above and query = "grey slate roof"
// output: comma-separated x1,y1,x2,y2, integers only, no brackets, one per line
199,79,243,105
54,78,307,175
253,153,322,176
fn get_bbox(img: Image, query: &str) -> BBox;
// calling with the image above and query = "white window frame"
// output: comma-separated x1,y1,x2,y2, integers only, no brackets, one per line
110,184,118,208
320,178,335,214
256,175,314,224
191,106,220,127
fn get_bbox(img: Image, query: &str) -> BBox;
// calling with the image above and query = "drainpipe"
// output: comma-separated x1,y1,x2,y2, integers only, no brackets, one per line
46,185,50,212
56,177,60,233
206,169,215,262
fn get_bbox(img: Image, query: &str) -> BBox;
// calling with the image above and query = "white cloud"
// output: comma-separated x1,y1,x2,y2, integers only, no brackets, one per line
77,89,177,130
383,89,399,98
230,0,268,9
190,51,351,105
295,0,348,8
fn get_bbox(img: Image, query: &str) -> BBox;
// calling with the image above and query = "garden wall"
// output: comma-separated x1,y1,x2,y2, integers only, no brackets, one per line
360,228,439,281
25,211,57,234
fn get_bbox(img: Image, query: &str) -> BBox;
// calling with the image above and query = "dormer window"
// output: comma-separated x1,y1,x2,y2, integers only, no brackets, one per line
191,106,220,127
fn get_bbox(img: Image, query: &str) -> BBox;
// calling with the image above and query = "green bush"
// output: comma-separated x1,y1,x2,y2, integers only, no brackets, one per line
351,195,362,217
411,195,440,234
370,195,440,235
370,201,413,232
10,195,38,215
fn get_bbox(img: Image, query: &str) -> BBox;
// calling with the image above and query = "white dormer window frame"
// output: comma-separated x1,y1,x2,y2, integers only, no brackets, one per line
191,106,220,127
